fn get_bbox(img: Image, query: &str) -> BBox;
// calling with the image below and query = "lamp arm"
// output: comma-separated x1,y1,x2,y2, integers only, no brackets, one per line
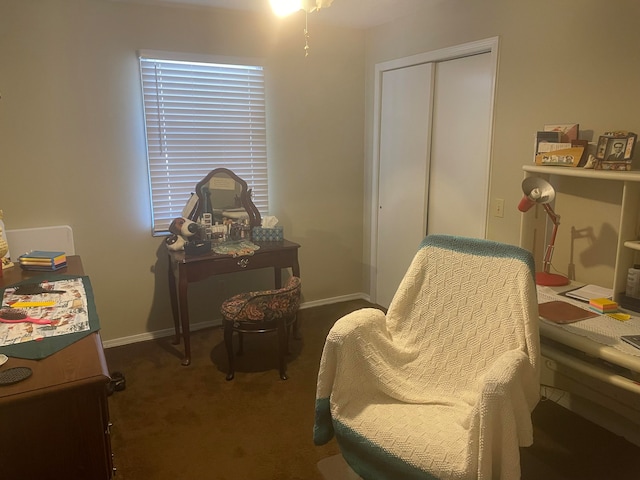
542,203,561,226
542,203,561,274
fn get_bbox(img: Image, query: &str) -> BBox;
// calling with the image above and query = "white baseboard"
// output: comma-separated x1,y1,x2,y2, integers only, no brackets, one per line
102,292,370,349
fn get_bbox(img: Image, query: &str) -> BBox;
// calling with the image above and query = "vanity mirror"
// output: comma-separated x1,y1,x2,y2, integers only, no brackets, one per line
191,168,262,230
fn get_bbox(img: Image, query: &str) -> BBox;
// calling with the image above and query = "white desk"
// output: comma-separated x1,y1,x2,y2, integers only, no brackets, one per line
537,286,640,446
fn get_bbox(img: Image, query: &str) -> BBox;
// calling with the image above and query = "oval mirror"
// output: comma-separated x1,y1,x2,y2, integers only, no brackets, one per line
192,168,261,229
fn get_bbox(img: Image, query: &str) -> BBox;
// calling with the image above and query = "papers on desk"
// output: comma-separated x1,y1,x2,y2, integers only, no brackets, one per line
564,284,613,302
536,287,640,358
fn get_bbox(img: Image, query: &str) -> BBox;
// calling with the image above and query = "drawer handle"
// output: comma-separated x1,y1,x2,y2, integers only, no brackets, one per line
237,258,250,268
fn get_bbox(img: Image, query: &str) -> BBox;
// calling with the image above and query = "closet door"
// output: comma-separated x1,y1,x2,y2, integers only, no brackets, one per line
375,63,433,308
427,53,493,237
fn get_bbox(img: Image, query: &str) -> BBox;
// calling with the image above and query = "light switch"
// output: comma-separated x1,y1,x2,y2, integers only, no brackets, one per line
494,198,504,218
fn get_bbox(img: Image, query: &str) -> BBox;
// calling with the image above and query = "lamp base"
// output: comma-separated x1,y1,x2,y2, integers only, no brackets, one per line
536,271,570,286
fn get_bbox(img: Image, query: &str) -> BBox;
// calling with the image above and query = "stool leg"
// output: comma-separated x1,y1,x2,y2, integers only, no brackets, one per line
237,331,244,356
293,313,302,340
276,319,289,380
224,322,235,381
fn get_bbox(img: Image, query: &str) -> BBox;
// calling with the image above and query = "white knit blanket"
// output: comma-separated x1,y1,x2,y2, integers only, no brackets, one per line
314,236,540,480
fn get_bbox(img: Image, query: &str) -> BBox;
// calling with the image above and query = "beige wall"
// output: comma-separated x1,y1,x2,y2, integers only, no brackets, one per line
3,0,639,344
363,0,640,288
0,0,365,343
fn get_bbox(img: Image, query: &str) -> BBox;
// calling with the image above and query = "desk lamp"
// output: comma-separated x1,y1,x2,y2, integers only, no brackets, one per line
518,177,569,286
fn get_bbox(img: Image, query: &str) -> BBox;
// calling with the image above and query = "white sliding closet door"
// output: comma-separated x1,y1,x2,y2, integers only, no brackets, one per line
376,63,433,309
427,53,492,237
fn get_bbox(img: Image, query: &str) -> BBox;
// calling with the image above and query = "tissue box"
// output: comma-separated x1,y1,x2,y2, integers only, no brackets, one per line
252,226,284,242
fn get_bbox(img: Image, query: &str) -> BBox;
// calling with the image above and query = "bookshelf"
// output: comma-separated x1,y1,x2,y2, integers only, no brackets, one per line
519,165,640,302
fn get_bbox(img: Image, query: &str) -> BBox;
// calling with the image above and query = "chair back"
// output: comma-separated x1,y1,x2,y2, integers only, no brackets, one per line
385,235,539,396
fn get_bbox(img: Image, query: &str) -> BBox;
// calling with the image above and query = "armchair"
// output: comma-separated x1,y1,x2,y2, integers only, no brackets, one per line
314,235,540,479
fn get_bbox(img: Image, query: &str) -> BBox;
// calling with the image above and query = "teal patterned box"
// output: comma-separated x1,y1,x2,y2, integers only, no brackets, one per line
252,226,284,242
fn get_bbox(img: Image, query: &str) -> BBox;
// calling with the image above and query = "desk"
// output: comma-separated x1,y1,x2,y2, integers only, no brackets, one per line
0,257,114,479
168,240,300,366
537,286,640,446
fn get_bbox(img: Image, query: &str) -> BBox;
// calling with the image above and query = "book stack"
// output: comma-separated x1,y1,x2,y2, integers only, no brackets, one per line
588,297,618,315
18,251,67,271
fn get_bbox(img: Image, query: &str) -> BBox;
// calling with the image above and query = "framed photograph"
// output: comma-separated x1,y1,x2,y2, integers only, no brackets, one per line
595,132,637,161
595,131,637,171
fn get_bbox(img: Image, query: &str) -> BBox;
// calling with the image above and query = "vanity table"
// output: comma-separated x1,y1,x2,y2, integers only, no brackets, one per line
166,168,301,366
168,240,300,366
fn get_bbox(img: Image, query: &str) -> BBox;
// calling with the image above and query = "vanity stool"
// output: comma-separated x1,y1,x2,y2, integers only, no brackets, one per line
221,276,301,380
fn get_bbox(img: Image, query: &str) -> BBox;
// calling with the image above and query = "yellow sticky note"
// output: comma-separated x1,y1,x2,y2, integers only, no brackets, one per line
607,313,631,322
10,301,56,308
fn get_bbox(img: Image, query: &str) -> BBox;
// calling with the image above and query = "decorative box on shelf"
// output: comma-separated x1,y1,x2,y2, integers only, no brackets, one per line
252,226,284,242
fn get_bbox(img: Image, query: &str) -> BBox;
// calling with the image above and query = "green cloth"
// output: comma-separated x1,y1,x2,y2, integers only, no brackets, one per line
0,274,100,360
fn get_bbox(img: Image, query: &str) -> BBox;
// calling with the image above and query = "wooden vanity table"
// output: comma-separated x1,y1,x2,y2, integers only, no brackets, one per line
167,168,301,366
168,239,300,366
0,257,114,479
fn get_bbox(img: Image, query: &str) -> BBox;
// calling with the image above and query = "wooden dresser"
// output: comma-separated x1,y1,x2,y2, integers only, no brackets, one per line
0,256,114,479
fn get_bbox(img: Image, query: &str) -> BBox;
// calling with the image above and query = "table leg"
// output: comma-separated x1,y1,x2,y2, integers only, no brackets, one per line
168,258,181,346
178,266,191,366
274,267,282,289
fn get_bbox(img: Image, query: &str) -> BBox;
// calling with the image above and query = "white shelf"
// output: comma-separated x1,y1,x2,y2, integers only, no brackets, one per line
522,165,640,182
624,241,640,251
521,164,640,302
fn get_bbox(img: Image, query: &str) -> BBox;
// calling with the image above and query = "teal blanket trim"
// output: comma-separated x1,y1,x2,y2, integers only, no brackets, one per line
421,234,536,278
0,274,101,360
313,397,334,445
333,420,440,480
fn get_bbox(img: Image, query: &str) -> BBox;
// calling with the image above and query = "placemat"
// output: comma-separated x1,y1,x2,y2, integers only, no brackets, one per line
539,300,599,324
0,275,100,360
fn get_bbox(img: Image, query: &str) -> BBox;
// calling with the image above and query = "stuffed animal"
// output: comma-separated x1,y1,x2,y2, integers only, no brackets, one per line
165,217,202,251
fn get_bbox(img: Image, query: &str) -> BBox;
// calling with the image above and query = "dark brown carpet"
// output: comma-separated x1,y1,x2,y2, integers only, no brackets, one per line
105,300,640,479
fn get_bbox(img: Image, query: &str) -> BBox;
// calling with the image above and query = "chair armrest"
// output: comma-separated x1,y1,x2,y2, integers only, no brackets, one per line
474,350,540,479
314,308,386,445
326,307,386,342
476,349,539,414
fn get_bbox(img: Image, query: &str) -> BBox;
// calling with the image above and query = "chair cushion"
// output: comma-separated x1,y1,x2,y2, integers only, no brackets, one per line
221,276,301,323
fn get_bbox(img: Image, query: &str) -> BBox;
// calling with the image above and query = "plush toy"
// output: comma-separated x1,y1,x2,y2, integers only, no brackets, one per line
165,217,201,252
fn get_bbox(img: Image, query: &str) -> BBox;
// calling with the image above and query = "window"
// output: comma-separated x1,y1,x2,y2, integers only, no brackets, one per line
139,51,268,234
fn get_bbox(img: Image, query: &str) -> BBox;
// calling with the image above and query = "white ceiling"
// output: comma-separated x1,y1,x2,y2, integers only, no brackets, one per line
113,0,431,29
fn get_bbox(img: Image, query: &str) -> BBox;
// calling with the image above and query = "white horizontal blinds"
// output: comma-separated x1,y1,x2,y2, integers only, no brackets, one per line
140,55,268,234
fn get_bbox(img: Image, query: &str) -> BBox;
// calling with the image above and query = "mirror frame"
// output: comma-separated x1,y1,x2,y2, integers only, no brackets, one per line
191,168,262,229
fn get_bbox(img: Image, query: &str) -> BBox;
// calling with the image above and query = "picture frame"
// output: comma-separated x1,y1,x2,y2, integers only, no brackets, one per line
595,131,637,171
595,132,637,161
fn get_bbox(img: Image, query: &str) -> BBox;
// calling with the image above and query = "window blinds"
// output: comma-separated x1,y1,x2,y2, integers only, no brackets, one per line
139,55,268,234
